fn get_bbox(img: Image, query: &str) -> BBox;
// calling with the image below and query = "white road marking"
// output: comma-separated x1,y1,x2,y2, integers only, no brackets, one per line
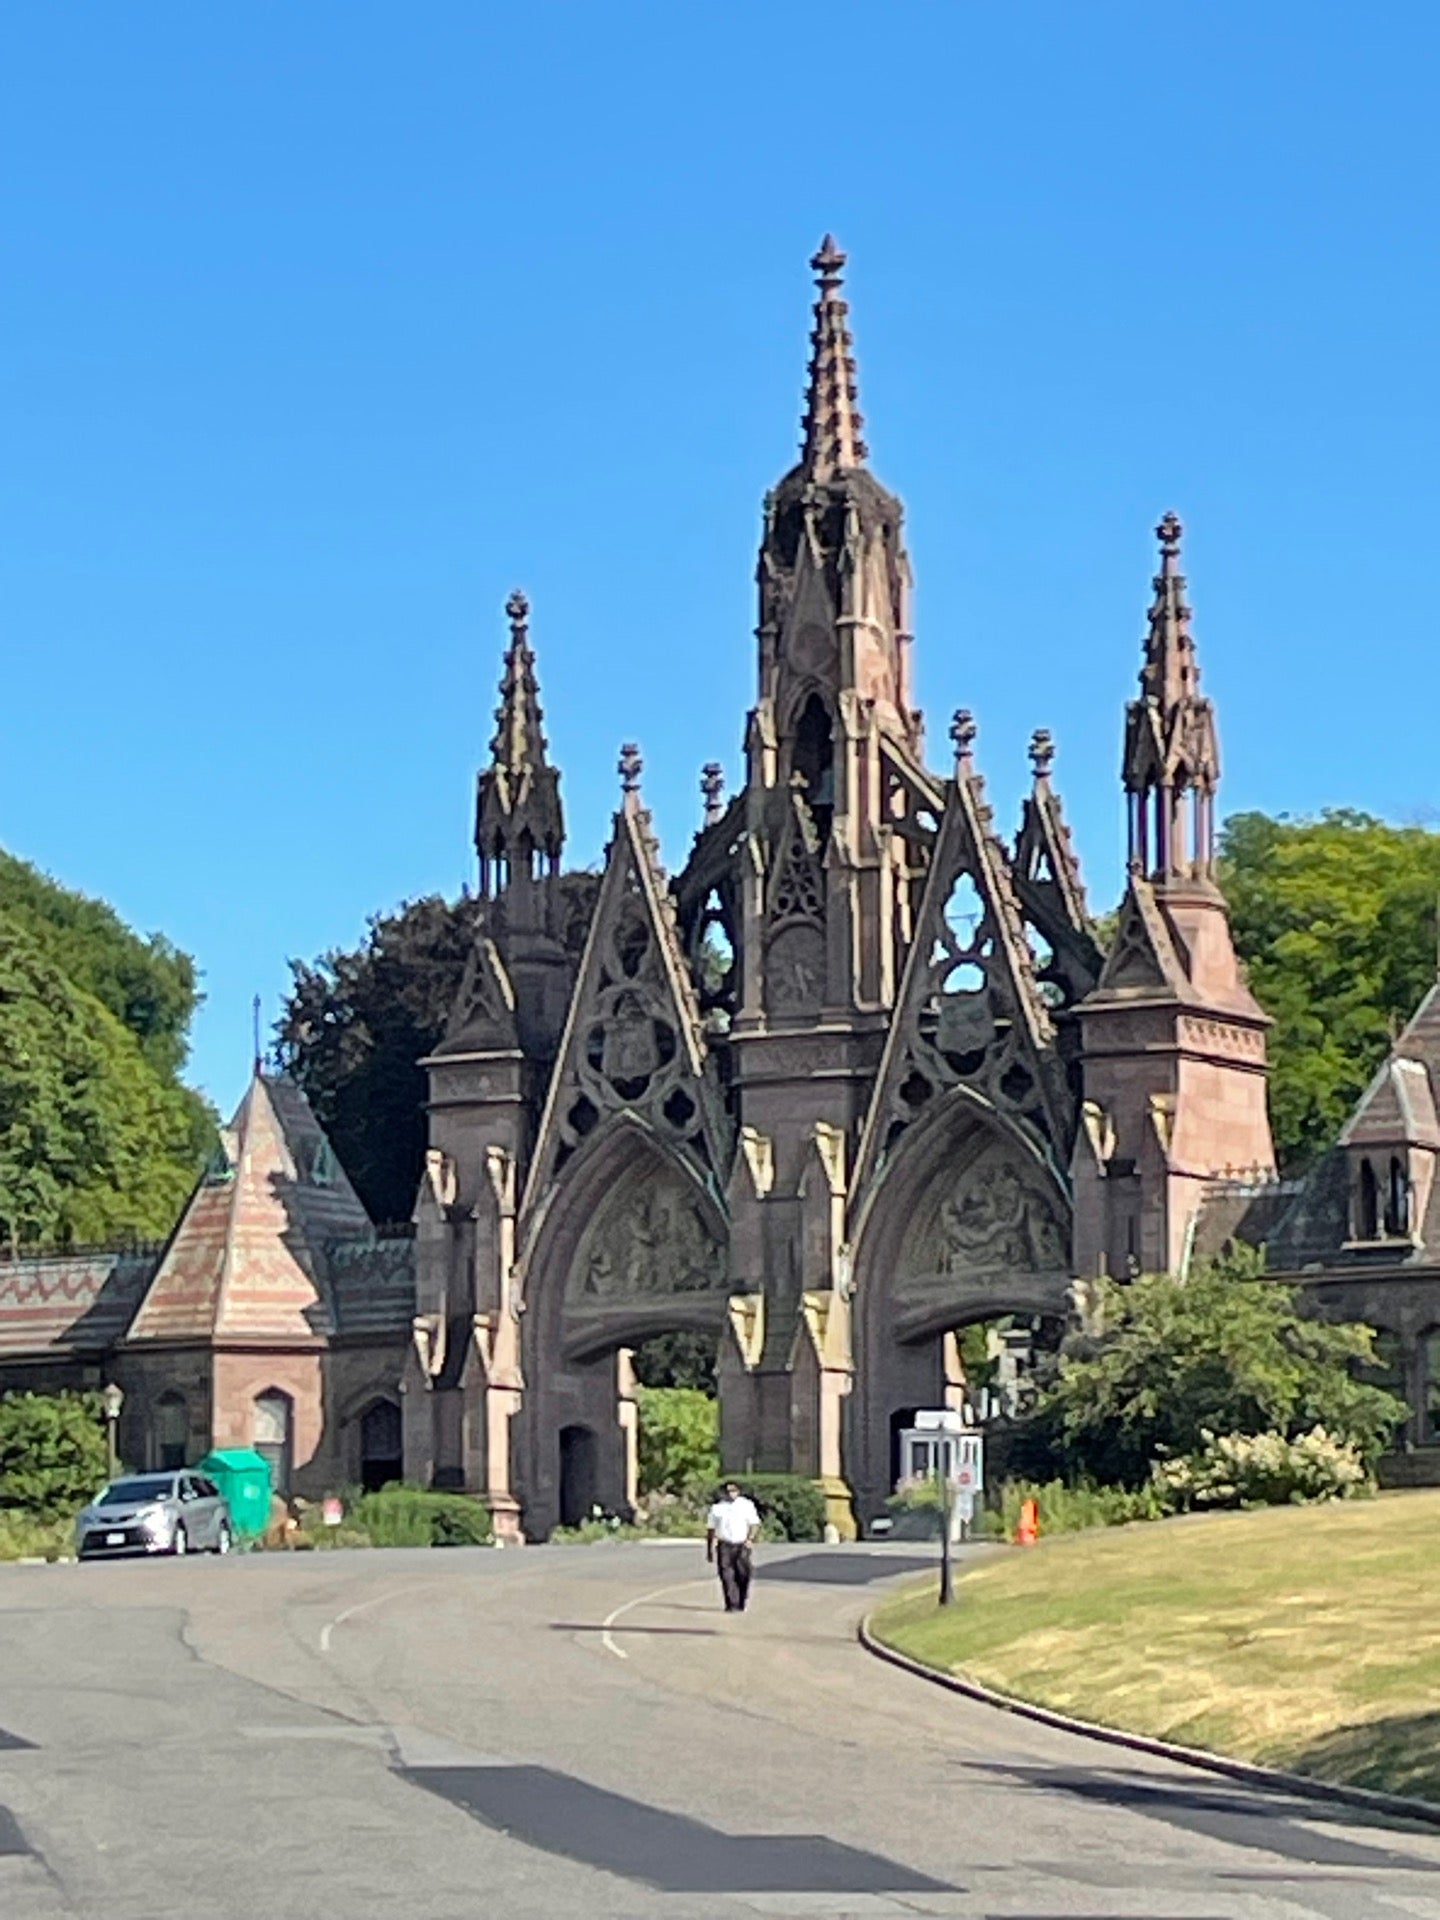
318,1583,434,1653
599,1576,713,1661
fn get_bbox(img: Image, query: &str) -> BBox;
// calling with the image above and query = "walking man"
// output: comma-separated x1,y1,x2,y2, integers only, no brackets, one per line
706,1480,762,1612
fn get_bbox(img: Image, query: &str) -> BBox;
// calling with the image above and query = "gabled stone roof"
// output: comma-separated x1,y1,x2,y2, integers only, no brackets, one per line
127,1071,374,1345
1269,981,1440,1271
1339,985,1440,1150
0,1249,158,1357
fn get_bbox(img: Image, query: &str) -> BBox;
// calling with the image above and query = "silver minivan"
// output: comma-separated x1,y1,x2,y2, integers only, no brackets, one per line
76,1471,233,1559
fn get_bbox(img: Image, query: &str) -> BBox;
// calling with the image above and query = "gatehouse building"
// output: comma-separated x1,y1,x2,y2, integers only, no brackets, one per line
3,239,1437,1529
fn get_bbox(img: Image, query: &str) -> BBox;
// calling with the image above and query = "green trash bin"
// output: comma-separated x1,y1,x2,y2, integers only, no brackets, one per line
195,1448,273,1542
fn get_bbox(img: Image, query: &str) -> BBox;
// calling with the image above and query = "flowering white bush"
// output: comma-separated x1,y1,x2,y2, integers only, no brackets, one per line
1153,1426,1370,1511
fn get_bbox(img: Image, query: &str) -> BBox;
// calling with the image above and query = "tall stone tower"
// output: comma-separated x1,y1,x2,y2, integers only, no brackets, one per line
1071,514,1274,1279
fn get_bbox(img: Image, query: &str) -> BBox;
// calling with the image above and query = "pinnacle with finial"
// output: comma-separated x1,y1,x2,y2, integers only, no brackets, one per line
505,587,529,635
1029,727,1056,780
800,233,868,480
701,761,725,825
950,708,977,766
619,742,643,794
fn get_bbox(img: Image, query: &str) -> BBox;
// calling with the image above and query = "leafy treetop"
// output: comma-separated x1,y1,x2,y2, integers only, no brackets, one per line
1220,810,1440,1172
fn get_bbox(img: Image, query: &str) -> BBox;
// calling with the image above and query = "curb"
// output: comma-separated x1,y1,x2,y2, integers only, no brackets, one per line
857,1609,1440,1833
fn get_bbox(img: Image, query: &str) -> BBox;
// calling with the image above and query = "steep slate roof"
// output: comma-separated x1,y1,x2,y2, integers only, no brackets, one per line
1339,986,1440,1149
0,1249,158,1357
1268,981,1440,1270
127,1072,376,1345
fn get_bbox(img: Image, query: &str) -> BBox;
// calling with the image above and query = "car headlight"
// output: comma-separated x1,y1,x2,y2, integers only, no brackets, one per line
141,1508,172,1535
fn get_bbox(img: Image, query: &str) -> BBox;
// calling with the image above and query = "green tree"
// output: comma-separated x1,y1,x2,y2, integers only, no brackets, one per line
0,1391,109,1516
1220,810,1440,1171
631,1329,719,1393
0,853,202,1080
275,894,483,1224
1022,1250,1406,1488
276,876,599,1224
0,917,210,1248
635,1385,720,1495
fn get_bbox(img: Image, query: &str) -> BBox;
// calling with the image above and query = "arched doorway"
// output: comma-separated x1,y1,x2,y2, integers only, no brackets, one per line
154,1392,188,1472
848,1091,1073,1526
360,1399,403,1492
558,1425,598,1527
253,1389,294,1496
515,1115,730,1539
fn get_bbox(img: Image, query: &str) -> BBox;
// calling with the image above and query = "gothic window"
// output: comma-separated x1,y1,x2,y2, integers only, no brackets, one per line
359,1399,403,1493
1384,1156,1411,1238
1356,1158,1380,1240
1363,1328,1405,1398
154,1392,188,1472
253,1388,294,1495
792,693,835,842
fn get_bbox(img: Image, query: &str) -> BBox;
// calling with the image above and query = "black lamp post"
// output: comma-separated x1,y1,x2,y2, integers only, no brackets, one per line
101,1382,124,1481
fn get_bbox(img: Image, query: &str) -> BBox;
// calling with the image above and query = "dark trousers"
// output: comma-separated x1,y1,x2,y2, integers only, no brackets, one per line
716,1541,753,1611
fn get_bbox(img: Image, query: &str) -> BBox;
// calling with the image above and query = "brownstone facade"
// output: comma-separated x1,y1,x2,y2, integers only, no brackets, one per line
11,239,1427,1531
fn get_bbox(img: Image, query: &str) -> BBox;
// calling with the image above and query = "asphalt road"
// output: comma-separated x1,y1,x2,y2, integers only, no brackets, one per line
0,1540,1437,1920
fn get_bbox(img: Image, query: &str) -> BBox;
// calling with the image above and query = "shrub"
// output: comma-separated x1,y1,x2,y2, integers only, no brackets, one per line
0,1391,109,1517
1018,1252,1408,1487
0,1510,74,1561
995,1476,1166,1539
739,1474,827,1542
635,1386,719,1496
631,1489,708,1537
350,1485,492,1547
1154,1426,1370,1511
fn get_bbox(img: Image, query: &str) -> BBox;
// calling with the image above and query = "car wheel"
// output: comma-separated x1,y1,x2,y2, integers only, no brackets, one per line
172,1525,188,1557
214,1521,232,1555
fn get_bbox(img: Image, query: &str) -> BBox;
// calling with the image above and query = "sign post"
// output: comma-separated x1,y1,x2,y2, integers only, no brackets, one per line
914,1409,967,1606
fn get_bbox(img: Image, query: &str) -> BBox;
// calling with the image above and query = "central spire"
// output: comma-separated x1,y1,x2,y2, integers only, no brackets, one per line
476,589,565,895
1123,514,1221,883
799,235,868,481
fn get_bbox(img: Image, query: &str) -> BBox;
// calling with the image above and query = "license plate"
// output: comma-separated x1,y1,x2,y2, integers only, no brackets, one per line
106,1532,125,1546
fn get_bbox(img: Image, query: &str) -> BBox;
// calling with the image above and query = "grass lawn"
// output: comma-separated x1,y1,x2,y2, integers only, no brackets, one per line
870,1491,1440,1804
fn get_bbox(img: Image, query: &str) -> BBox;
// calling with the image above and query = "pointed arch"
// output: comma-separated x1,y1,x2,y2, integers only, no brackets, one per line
519,1112,730,1361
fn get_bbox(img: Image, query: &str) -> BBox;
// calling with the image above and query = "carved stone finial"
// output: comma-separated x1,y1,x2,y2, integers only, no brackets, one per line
701,761,725,825
1156,512,1183,566
810,233,846,290
505,588,529,635
950,708,977,766
800,234,868,477
1029,727,1055,780
618,742,643,794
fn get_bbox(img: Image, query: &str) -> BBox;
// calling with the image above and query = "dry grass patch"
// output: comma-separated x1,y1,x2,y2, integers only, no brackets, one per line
870,1492,1440,1802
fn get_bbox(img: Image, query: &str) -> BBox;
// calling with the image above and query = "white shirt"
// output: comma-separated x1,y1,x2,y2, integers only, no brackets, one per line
707,1495,760,1545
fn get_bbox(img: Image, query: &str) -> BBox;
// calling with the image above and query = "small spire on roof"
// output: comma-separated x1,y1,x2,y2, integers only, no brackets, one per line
950,708,977,771
1029,727,1056,781
800,235,868,481
701,761,726,826
619,742,643,795
475,589,566,893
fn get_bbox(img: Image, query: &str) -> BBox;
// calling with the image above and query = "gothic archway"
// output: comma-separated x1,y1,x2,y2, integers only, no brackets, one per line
847,1087,1072,1525
515,1115,730,1537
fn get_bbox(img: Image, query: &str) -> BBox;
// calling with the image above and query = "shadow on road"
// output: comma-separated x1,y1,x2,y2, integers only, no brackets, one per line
549,1622,719,1637
406,1762,957,1894
756,1552,936,1586
965,1760,1440,1870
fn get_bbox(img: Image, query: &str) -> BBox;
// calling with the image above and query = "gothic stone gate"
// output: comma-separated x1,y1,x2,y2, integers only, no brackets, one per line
514,1117,730,1540
847,1092,1073,1528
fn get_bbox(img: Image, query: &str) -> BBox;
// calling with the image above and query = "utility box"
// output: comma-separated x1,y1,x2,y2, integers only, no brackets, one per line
195,1447,272,1541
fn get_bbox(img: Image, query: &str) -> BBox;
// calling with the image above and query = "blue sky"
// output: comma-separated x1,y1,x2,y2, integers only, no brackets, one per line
4,4,1438,1115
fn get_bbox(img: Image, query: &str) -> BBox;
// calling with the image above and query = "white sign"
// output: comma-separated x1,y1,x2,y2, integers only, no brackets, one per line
913,1407,965,1435
955,1433,984,1494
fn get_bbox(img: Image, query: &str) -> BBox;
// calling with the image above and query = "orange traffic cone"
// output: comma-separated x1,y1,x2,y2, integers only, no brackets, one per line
1015,1497,1040,1546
